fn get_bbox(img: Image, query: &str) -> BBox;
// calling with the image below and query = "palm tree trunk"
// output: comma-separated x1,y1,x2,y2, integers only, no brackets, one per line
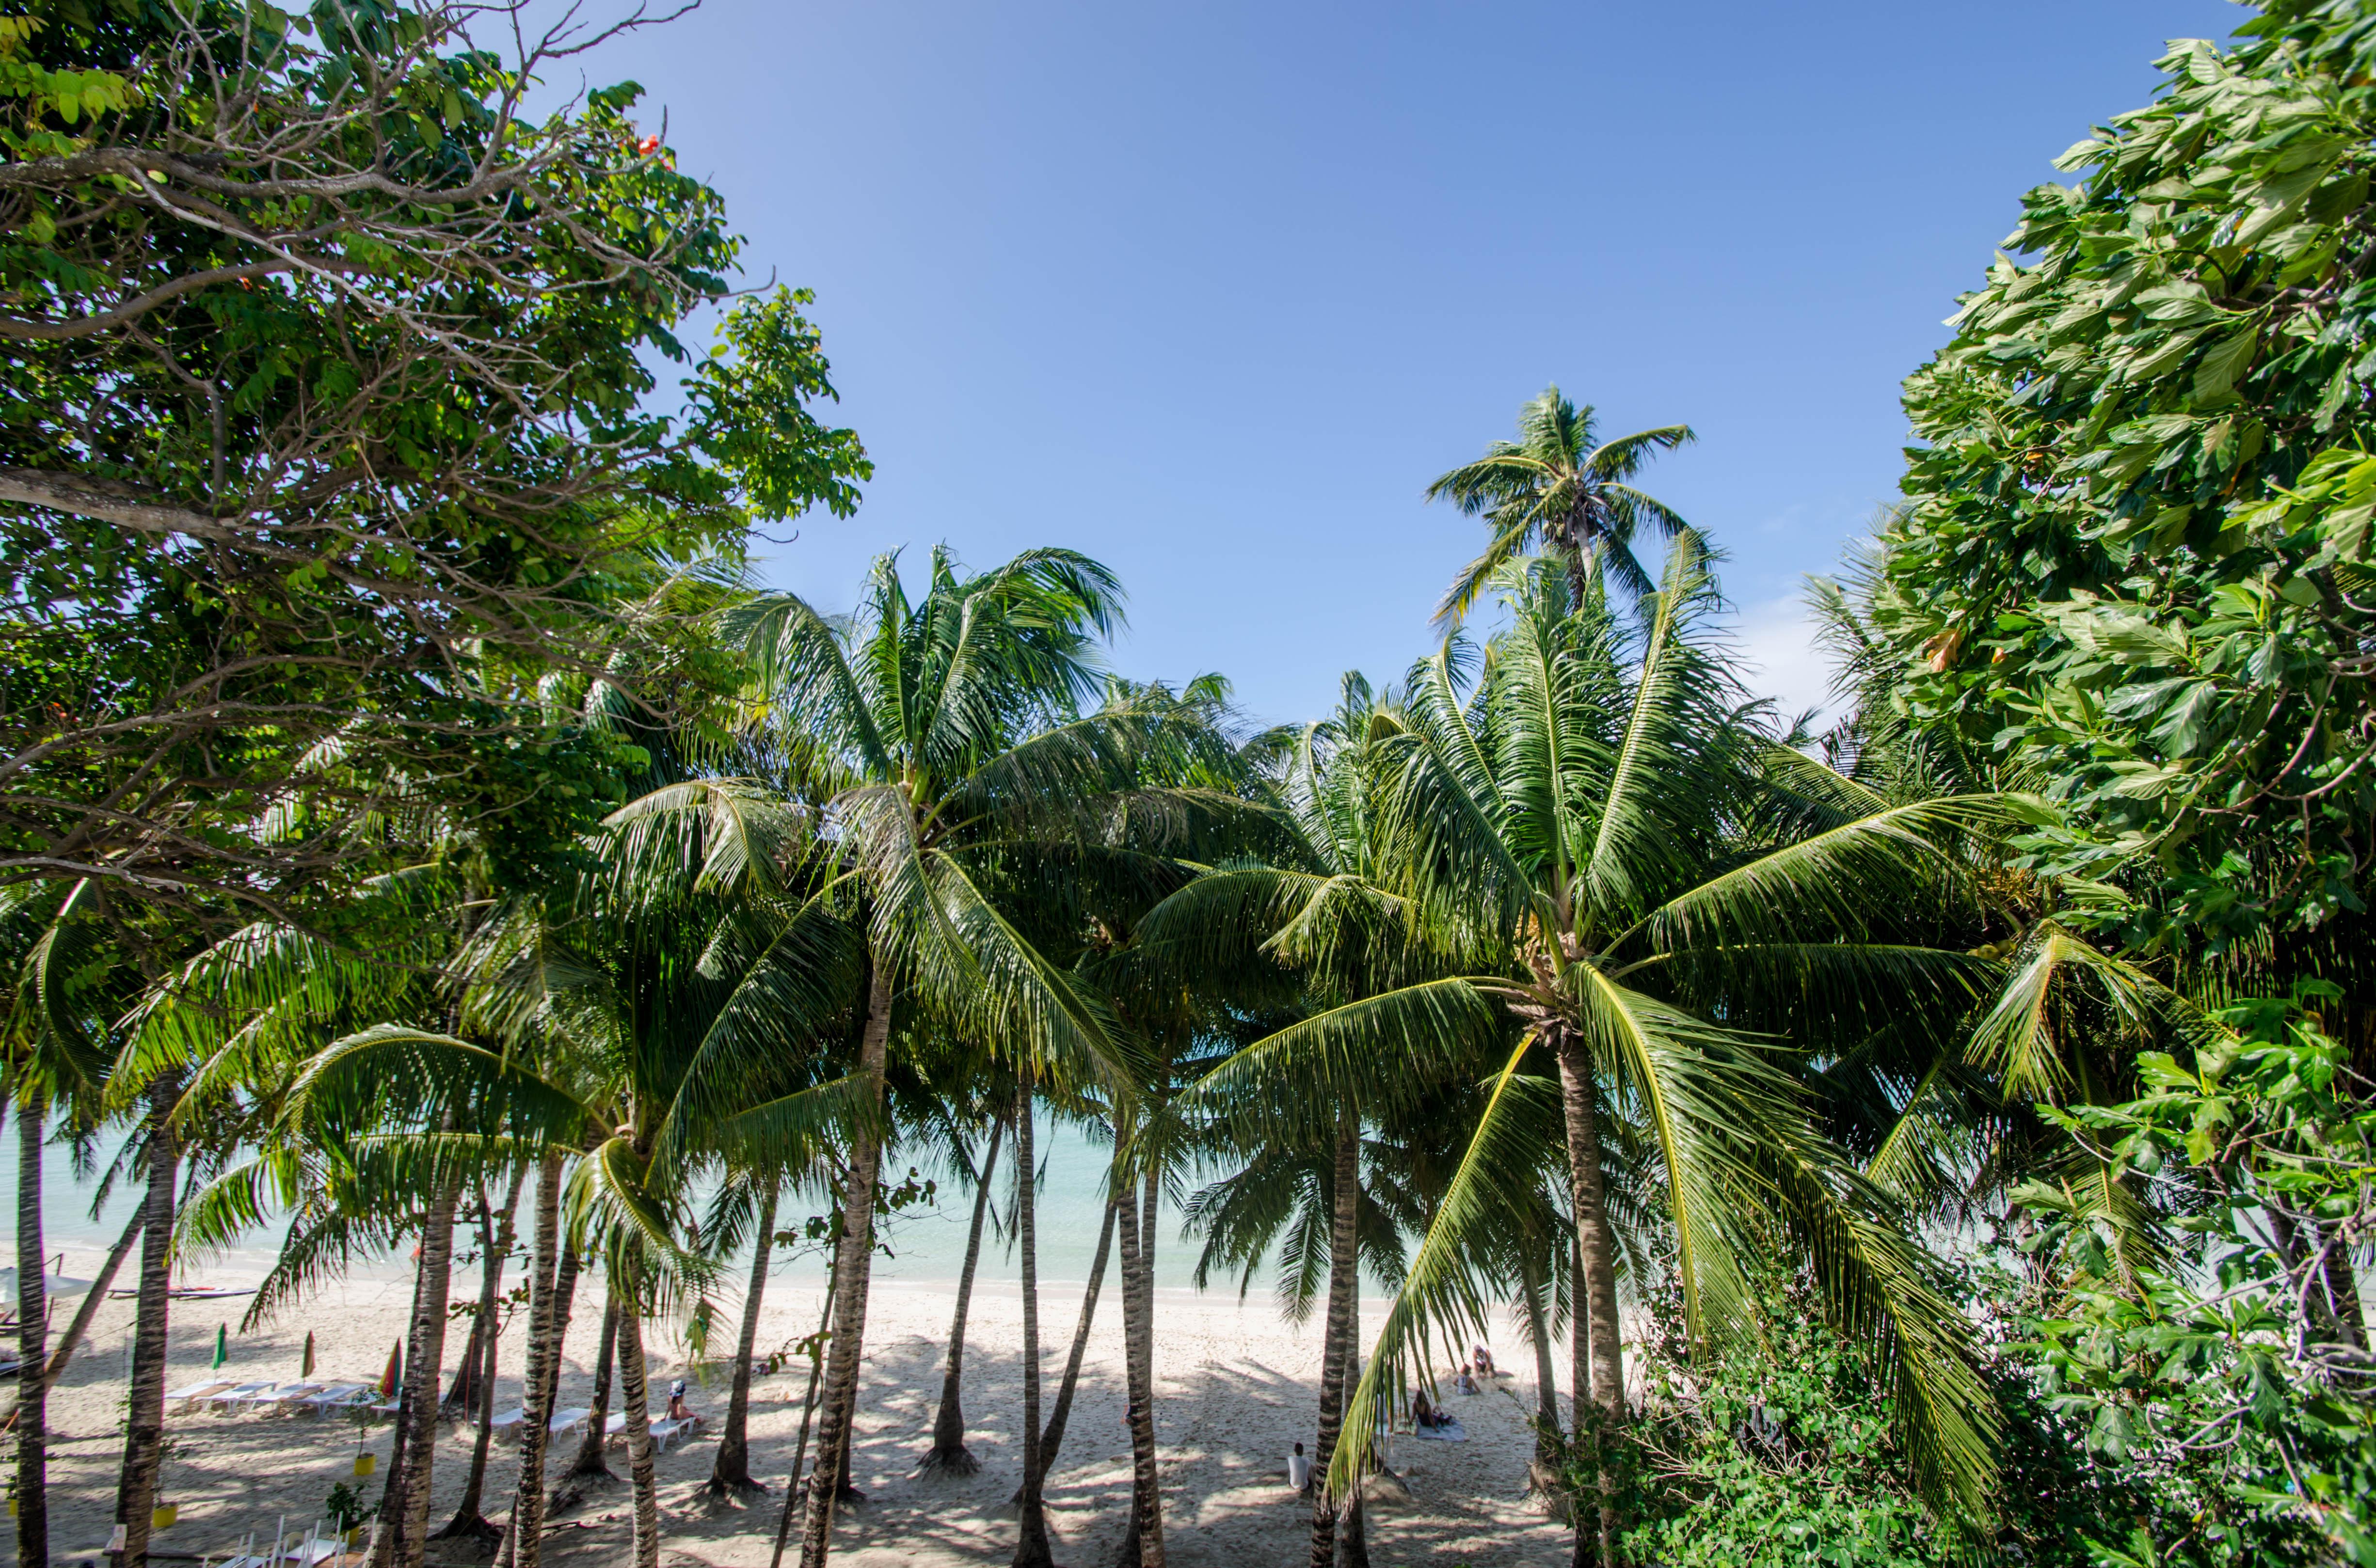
1308,1113,1359,1568
1113,1154,1165,1568
501,1150,565,1568
438,1169,523,1541
1338,1302,1368,1568
618,1305,662,1568
39,1204,140,1394
1569,1229,1588,1444
767,1282,836,1568
710,1177,781,1494
1034,1191,1116,1475
388,1170,461,1568
564,1284,619,1483
112,1076,179,1568
1012,1075,1055,1568
919,1117,1002,1478
1555,1034,1625,1568
17,1093,50,1568
1520,1243,1563,1464
797,959,894,1568
367,1232,431,1568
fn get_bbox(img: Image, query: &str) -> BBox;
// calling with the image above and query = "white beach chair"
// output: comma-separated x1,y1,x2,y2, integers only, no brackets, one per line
546,1406,590,1438
291,1383,371,1415
165,1378,239,1410
487,1406,528,1440
259,1382,329,1411
202,1380,277,1410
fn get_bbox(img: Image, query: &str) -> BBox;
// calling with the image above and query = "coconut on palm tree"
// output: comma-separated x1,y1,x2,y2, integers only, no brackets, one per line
1429,385,1695,625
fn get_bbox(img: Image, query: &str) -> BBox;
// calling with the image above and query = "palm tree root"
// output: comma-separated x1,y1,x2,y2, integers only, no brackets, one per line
914,1442,979,1479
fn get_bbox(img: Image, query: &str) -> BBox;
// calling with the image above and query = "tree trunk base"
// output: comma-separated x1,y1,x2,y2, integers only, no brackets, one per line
1525,1461,1572,1520
913,1443,979,1479
426,1512,504,1545
1109,1520,1138,1568
701,1472,769,1501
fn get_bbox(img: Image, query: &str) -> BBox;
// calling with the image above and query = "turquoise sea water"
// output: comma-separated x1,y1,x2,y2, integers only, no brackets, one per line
0,1111,1220,1292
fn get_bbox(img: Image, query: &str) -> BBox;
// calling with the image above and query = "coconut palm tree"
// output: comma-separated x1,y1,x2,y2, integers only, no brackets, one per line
916,1096,1005,1478
1201,545,2007,1566
716,547,1214,1568
1429,386,1695,626
1138,669,1505,1565
3,879,120,1568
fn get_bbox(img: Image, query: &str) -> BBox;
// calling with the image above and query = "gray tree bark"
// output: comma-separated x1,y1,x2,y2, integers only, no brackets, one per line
711,1178,781,1493
112,1077,180,1568
919,1117,1001,1477
499,1150,565,1568
617,1306,660,1568
797,960,894,1568
1555,1034,1625,1568
1011,1077,1055,1568
1308,1113,1359,1568
17,1094,49,1568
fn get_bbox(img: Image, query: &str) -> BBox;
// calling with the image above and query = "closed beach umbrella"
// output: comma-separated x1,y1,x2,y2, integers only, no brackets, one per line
377,1341,401,1398
301,1330,315,1379
212,1324,227,1370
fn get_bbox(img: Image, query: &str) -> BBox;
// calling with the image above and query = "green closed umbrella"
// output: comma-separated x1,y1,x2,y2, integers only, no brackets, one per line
211,1324,227,1370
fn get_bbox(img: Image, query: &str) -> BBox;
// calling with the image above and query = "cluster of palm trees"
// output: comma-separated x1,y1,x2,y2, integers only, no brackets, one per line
7,386,2205,1568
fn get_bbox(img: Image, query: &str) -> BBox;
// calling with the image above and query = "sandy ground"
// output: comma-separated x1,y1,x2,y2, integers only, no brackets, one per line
13,1264,1577,1568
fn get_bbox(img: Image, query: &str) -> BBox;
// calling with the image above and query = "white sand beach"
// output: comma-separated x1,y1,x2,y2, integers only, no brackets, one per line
17,1267,1577,1568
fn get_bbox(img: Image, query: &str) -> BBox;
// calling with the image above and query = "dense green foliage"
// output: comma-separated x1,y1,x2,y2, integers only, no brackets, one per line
1878,1,2376,968
0,0,867,925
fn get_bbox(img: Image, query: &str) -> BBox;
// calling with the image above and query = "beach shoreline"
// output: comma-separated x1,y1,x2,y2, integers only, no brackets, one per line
12,1266,1575,1568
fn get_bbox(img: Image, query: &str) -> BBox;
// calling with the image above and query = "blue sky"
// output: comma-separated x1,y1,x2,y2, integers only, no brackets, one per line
602,0,2242,729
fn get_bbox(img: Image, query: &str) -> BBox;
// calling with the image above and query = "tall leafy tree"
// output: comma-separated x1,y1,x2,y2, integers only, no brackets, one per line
0,0,867,933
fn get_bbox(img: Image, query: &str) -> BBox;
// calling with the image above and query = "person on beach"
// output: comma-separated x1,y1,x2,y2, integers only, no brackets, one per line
1288,1441,1311,1491
1413,1392,1444,1431
1455,1365,1480,1395
667,1378,692,1422
1472,1343,1498,1378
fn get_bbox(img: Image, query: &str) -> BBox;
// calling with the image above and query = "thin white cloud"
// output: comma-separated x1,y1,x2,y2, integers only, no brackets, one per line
1731,594,1840,729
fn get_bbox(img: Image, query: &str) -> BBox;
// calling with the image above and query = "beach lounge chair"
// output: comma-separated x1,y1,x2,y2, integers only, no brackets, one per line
546,1406,590,1438
201,1380,277,1410
165,1378,239,1410
488,1406,529,1439
648,1416,701,1453
258,1382,330,1411
292,1383,372,1415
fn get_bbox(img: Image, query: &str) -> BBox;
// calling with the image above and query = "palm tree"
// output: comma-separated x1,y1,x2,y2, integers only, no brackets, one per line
1203,545,2006,1565
1429,386,1695,625
707,1170,785,1495
718,547,1194,1568
1141,671,1473,1567
3,880,117,1568
916,1099,1005,1478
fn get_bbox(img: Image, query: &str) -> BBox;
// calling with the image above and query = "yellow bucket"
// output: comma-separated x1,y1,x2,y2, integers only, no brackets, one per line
151,1505,178,1531
352,1452,377,1478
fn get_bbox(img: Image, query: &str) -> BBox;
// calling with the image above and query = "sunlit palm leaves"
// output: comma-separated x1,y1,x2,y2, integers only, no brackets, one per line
1429,385,1698,623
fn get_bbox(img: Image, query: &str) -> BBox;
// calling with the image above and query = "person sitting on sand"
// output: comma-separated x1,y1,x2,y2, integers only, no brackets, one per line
1472,1343,1498,1378
1288,1441,1311,1491
667,1377,692,1422
1412,1392,1444,1430
1455,1366,1480,1395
